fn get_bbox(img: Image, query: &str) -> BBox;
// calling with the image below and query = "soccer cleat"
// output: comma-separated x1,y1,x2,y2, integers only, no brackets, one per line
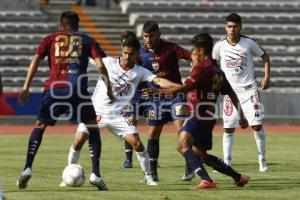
182,165,195,181
235,175,250,187
121,160,133,169
59,181,66,187
151,173,159,182
181,170,195,181
89,173,108,191
194,180,217,189
259,160,268,172
17,168,32,189
144,174,158,186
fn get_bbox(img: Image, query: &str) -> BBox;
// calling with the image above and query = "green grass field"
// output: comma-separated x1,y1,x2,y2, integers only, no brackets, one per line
0,132,299,200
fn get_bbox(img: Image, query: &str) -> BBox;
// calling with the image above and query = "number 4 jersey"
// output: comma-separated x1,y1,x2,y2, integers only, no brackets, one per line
36,30,106,91
184,59,233,124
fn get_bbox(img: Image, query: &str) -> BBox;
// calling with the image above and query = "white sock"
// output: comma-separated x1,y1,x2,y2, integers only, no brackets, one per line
223,132,234,166
136,150,151,175
68,146,80,165
254,129,266,161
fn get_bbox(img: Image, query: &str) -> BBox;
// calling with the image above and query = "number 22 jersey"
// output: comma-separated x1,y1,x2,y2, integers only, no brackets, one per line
36,30,106,91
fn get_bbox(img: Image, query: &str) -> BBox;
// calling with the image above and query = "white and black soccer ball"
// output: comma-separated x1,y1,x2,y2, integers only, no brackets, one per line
62,164,86,187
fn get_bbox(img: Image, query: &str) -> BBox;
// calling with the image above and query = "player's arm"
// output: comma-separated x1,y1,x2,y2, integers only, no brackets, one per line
18,54,42,105
261,52,271,90
223,78,248,129
94,57,115,103
152,77,181,89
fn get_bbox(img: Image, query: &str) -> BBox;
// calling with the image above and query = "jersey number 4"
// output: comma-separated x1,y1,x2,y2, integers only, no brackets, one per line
55,35,83,57
211,74,223,94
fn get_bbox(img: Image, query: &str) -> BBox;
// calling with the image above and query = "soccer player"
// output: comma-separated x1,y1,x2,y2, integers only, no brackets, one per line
143,33,250,189
122,21,193,181
16,11,113,190
66,35,183,186
212,13,270,172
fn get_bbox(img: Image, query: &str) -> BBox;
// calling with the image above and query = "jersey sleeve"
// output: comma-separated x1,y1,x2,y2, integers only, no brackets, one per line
212,42,221,60
174,44,191,60
36,36,50,58
140,67,157,82
184,65,207,90
91,39,107,59
249,39,265,57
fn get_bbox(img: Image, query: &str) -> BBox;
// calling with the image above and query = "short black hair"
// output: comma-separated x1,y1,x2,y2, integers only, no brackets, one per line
60,11,79,30
120,31,136,41
191,33,213,56
143,20,159,33
122,36,140,52
225,13,242,25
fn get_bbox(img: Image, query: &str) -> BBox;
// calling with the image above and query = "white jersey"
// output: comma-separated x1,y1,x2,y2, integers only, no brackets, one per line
92,57,156,116
212,36,265,90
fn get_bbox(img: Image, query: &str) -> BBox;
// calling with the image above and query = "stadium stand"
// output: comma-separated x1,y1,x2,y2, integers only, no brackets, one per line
120,0,300,93
0,0,133,92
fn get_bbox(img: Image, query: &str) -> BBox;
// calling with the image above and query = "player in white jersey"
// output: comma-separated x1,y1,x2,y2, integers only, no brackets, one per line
212,13,270,172
62,35,182,187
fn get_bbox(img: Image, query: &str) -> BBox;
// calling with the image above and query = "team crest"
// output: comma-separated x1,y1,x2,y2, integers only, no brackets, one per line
224,96,233,116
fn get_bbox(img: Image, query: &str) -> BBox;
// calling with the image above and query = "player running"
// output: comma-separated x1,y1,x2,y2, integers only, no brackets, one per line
121,21,193,182
143,33,250,189
212,13,270,172
16,11,113,190
64,35,182,186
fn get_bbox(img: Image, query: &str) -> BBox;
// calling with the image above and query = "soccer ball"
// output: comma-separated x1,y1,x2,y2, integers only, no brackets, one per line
62,164,86,187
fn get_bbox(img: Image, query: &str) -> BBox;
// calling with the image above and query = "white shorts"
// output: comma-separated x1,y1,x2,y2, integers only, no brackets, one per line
77,115,138,138
223,88,264,128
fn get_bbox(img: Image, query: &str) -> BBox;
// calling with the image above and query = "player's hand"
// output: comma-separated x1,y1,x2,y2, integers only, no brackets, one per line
107,91,116,104
18,89,30,105
239,117,249,129
261,77,270,90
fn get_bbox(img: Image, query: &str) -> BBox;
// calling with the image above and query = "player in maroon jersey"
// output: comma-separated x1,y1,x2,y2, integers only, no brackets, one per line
143,33,250,189
16,11,113,190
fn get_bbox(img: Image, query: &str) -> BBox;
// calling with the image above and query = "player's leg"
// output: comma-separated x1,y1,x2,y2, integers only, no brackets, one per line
244,89,267,172
203,154,249,187
75,120,108,190
223,95,239,166
67,123,89,165
201,152,249,187
76,97,108,190
252,124,268,172
17,120,47,189
179,132,215,189
17,90,57,189
146,124,163,181
124,134,157,185
179,117,216,189
122,115,137,169
110,116,157,185
174,119,195,181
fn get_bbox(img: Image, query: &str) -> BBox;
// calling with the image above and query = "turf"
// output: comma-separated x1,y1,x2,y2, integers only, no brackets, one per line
0,132,299,200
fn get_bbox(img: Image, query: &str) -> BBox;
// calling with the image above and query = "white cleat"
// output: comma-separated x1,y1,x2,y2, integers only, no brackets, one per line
259,160,268,172
144,174,158,186
89,173,108,191
59,181,67,187
181,171,195,181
